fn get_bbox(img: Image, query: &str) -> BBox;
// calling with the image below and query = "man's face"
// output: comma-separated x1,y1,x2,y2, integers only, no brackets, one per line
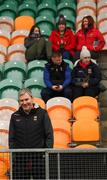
52,55,62,65
19,93,33,113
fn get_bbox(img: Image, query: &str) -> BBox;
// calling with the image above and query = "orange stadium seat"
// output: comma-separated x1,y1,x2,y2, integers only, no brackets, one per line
71,119,100,144
75,144,97,148
15,16,35,30
11,29,29,45
0,31,10,47
72,96,99,120
46,97,72,122
33,97,46,109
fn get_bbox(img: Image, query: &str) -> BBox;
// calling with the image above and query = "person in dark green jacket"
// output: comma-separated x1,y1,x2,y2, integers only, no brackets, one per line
24,25,52,61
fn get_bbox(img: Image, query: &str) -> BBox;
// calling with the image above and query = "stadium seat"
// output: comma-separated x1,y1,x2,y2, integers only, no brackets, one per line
4,60,26,81
71,119,100,144
37,2,56,18
0,64,3,80
24,78,45,98
15,16,34,30
0,16,14,33
33,97,46,109
7,44,26,62
35,16,55,39
0,3,17,19
0,44,7,64
0,98,18,134
46,97,72,122
72,96,99,120
0,145,10,179
0,31,10,47
27,60,46,78
75,144,97,148
0,79,22,100
63,59,74,69
18,3,36,18
11,29,29,45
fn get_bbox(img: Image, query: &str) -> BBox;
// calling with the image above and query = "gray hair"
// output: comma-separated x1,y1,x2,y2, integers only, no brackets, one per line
18,88,33,100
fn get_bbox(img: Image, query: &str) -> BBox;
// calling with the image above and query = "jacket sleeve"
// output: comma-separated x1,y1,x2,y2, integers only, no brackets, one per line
9,114,15,149
88,65,102,86
43,111,54,148
63,65,72,87
94,30,105,51
44,67,53,88
49,31,60,51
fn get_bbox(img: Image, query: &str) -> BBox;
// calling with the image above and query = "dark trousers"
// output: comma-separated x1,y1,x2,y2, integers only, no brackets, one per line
25,38,52,61
12,152,45,180
41,86,72,103
74,50,100,62
72,86,100,101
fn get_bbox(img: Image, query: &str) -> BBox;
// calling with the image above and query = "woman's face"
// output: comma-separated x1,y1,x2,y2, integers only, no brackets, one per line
82,57,91,64
58,24,66,32
82,18,89,29
34,27,39,34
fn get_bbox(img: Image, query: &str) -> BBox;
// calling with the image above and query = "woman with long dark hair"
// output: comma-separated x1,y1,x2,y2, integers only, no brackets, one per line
75,15,105,61
24,25,52,62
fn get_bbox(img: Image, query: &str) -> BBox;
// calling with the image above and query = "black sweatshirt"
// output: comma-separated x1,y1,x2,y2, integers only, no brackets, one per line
9,106,53,149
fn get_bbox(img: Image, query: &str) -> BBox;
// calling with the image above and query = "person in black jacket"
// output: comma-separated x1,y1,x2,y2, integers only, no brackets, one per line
9,88,53,179
41,51,72,103
24,25,52,61
72,46,102,100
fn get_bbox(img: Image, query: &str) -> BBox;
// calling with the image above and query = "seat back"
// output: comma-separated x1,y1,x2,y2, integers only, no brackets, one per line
73,96,99,120
47,97,72,122
15,16,34,30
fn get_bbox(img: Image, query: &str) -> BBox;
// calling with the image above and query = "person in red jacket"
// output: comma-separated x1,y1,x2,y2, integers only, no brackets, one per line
49,14,76,61
75,15,105,61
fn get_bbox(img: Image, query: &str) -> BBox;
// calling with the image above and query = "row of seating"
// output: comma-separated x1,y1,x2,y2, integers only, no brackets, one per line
0,96,100,148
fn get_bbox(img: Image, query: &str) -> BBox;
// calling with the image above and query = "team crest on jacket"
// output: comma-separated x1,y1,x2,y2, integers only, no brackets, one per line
34,116,37,121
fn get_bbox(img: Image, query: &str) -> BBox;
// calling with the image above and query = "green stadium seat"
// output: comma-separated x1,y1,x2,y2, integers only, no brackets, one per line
57,2,76,30
37,2,56,18
23,0,37,6
41,0,58,5
59,0,76,4
27,60,46,78
18,3,37,18
63,59,74,69
36,16,55,38
0,64,3,81
24,78,45,98
0,79,22,100
0,3,17,19
4,0,19,8
4,60,26,82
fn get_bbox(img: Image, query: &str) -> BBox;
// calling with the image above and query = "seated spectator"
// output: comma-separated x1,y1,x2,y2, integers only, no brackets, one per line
72,46,102,100
24,25,52,62
41,51,72,103
49,15,76,60
75,15,105,61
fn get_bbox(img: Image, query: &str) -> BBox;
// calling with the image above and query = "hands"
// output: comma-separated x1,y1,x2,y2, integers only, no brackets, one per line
52,85,63,91
81,82,89,88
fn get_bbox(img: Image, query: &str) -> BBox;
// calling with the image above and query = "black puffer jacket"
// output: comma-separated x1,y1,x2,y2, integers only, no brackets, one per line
9,106,53,149
72,61,101,87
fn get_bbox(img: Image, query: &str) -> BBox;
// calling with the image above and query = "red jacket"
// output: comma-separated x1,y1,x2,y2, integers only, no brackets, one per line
75,28,105,51
49,28,76,56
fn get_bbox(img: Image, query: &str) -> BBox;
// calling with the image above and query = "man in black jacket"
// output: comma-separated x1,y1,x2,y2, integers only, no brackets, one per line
9,88,53,179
